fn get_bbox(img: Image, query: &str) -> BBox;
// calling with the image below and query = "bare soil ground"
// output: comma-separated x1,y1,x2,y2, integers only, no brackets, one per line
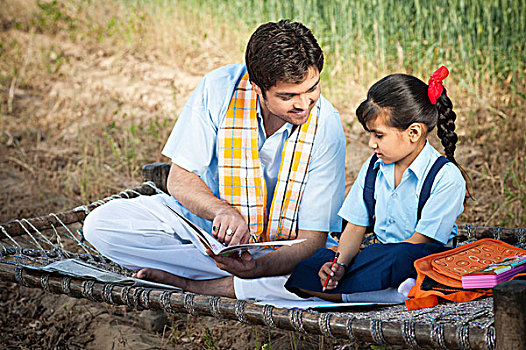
2,280,353,349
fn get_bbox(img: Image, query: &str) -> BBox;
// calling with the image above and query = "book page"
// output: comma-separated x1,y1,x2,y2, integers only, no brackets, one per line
163,202,305,255
163,202,227,254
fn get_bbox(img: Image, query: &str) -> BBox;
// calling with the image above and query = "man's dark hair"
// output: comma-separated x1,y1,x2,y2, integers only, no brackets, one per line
245,19,324,94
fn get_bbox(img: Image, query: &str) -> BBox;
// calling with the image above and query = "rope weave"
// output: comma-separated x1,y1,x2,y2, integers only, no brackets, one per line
518,228,526,248
345,316,357,343
431,323,449,350
485,326,495,350
132,288,143,310
62,277,71,295
371,319,387,345
102,283,117,305
14,266,26,287
494,227,502,241
263,304,276,328
15,220,47,252
234,299,248,324
40,274,50,293
183,293,197,315
209,296,222,319
121,286,131,308
49,214,95,258
141,288,152,309
319,313,334,338
81,280,96,301
402,320,419,349
160,291,174,314
457,325,471,350
0,226,22,248
289,309,306,334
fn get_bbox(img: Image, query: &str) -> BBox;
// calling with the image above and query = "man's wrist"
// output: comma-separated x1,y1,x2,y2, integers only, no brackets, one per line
214,200,238,216
246,256,260,278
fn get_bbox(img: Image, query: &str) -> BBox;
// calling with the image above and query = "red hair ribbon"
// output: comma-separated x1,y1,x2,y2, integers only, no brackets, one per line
428,66,449,104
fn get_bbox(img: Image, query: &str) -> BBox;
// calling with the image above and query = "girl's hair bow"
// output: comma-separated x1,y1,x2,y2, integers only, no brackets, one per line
428,66,449,104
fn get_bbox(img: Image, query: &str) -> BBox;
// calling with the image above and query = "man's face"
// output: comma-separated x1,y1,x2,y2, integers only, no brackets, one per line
254,67,321,126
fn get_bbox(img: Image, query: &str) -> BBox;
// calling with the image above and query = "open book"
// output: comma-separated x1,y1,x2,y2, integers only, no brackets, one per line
163,202,305,255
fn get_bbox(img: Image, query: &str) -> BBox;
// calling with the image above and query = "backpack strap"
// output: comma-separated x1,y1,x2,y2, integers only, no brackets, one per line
418,156,450,221
363,154,450,234
363,154,450,237
363,154,379,233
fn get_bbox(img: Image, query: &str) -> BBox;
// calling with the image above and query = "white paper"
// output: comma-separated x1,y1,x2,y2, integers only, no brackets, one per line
254,282,412,309
22,259,181,290
255,298,391,309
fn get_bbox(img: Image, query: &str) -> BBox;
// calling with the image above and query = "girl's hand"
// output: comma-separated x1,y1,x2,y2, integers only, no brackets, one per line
319,261,346,291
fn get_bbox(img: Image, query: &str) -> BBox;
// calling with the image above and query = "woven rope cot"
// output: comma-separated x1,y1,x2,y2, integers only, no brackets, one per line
1,163,525,350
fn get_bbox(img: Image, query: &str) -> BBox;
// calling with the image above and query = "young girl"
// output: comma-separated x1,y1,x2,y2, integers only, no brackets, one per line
285,67,467,301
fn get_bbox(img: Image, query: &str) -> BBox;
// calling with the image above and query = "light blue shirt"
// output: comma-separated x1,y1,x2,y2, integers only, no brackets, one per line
338,142,466,245
162,63,346,236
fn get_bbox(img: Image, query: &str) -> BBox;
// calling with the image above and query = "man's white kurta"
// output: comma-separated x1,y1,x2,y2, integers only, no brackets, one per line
84,63,346,300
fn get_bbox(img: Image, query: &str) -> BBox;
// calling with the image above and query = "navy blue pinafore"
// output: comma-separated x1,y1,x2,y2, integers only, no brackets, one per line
285,155,451,298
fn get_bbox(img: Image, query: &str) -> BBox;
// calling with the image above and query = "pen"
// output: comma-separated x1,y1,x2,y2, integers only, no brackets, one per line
323,252,340,291
249,233,259,243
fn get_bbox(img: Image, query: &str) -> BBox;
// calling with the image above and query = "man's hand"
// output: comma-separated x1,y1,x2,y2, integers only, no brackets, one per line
210,230,327,279
167,163,250,246
207,249,256,278
319,261,345,291
212,207,250,246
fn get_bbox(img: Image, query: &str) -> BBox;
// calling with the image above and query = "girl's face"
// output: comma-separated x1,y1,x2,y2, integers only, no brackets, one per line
365,113,424,167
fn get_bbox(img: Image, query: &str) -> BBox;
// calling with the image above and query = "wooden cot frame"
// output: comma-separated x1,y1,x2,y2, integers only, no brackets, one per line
0,162,524,349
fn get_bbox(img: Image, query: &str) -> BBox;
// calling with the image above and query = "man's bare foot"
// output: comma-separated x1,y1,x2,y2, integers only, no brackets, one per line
133,268,236,298
133,268,188,290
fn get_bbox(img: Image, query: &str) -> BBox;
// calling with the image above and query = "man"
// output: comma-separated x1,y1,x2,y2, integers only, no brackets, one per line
84,20,345,300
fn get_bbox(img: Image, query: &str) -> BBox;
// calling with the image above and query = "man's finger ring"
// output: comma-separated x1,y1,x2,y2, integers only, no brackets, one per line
226,228,233,236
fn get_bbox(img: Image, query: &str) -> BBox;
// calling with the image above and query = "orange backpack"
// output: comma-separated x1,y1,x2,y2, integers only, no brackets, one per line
405,238,526,310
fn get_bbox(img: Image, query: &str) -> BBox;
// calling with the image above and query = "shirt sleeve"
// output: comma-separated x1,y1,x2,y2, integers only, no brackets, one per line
415,164,466,244
337,156,372,227
297,108,346,233
161,75,222,176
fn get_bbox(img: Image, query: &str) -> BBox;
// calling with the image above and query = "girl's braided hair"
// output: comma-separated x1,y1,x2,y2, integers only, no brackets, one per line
356,72,471,194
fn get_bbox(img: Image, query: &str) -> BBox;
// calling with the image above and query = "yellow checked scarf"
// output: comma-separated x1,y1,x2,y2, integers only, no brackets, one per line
217,73,319,242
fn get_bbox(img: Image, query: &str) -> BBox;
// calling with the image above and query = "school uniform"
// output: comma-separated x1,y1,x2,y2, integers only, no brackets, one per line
285,142,466,298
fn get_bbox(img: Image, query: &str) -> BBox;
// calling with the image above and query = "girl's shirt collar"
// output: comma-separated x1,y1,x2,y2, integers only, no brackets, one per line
375,140,434,187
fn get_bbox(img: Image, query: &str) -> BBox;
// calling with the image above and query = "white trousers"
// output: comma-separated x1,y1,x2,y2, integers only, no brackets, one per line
83,193,305,301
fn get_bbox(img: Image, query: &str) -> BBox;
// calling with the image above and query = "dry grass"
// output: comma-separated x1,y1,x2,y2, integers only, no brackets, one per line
1,0,203,219
1,0,524,226
0,0,526,226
